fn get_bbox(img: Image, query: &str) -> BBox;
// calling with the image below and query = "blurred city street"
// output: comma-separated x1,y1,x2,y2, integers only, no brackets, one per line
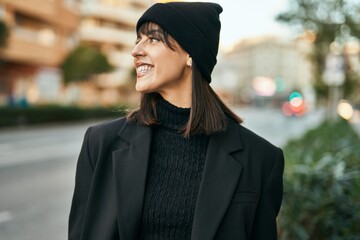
0,107,327,240
237,107,326,147
0,0,359,239
0,120,97,240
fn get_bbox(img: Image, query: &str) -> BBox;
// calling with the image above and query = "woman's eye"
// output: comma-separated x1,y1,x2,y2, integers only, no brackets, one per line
135,36,160,45
149,37,160,43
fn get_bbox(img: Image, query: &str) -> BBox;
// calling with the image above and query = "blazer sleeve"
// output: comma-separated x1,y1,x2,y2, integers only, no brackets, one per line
68,127,94,240
251,148,284,240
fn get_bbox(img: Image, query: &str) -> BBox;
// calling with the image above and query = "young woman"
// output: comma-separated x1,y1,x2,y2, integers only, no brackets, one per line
69,2,284,240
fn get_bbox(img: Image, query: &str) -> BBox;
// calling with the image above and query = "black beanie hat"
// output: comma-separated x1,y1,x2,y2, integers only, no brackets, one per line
136,2,223,83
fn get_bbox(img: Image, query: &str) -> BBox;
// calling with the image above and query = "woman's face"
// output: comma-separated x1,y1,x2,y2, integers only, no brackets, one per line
131,23,191,95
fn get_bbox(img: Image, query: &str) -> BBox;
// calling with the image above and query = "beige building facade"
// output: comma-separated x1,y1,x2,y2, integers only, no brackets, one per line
0,0,79,105
212,35,315,107
0,0,154,107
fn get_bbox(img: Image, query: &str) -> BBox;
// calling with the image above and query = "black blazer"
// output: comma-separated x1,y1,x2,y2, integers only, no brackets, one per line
69,117,284,240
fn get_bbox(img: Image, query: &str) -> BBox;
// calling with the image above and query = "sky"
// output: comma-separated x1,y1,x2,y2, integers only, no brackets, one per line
196,0,294,49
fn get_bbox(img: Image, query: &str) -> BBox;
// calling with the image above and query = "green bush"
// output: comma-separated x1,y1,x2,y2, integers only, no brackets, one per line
279,120,360,240
0,105,128,127
60,45,114,84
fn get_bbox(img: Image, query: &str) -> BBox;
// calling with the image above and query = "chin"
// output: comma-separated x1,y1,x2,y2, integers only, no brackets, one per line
135,82,145,92
135,85,151,93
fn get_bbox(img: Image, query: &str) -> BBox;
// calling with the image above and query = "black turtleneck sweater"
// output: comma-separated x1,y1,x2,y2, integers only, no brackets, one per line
139,97,209,240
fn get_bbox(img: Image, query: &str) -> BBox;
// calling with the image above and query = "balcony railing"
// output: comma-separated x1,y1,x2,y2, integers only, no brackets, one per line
3,27,70,67
108,51,133,69
13,27,57,47
2,0,79,31
81,3,142,27
79,25,135,48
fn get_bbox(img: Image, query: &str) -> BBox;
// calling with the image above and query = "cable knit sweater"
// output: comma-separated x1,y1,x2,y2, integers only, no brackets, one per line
139,97,209,240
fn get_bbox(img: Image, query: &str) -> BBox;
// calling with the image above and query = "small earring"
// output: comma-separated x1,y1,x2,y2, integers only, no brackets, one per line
187,58,192,67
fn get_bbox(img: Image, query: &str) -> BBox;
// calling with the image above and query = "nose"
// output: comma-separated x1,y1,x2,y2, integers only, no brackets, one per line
131,41,145,58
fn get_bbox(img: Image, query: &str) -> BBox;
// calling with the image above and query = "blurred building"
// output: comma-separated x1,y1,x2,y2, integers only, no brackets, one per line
0,0,79,106
213,34,315,108
77,0,153,105
0,0,154,107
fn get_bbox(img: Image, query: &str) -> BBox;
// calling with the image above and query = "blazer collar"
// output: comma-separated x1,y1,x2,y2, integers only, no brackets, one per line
191,119,244,240
113,121,153,240
113,119,244,240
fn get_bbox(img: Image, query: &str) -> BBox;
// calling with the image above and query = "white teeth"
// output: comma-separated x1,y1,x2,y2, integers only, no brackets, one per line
137,65,153,73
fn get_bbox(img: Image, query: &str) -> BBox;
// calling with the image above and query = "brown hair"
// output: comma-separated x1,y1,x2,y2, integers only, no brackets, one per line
127,22,242,137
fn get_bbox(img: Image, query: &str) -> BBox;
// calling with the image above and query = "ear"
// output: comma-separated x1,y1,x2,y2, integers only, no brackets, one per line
186,56,192,67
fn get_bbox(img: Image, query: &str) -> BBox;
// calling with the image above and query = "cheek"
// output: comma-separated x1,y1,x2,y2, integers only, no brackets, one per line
156,65,184,84
157,54,186,77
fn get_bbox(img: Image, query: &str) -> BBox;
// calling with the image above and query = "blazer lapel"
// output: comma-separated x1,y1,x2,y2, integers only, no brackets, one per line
112,121,152,240
191,120,244,240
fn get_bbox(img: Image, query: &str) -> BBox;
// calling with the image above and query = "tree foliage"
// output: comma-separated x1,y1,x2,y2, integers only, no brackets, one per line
276,0,360,102
60,45,114,84
279,120,360,239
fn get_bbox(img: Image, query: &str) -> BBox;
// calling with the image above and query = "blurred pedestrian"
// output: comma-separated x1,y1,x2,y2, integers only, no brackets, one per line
68,2,284,240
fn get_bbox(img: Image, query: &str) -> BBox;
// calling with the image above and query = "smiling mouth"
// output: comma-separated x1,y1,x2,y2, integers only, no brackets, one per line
136,65,153,76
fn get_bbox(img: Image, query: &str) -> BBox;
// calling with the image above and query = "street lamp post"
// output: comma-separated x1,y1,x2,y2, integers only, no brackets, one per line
322,48,345,121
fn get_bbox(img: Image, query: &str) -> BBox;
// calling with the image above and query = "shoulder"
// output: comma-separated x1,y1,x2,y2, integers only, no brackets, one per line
88,117,127,134
86,117,126,138
230,121,284,186
227,118,280,151
81,117,137,165
85,116,150,147
227,119,283,167
83,117,130,149
238,123,281,153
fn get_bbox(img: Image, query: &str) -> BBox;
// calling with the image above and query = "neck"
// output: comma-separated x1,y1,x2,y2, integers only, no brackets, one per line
159,78,192,108
156,96,190,130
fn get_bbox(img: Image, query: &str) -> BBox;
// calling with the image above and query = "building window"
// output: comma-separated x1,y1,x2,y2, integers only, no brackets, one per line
15,12,47,30
14,13,56,46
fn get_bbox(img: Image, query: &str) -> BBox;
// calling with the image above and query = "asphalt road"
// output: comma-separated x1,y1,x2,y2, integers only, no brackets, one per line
0,108,327,240
237,106,326,147
0,120,100,240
